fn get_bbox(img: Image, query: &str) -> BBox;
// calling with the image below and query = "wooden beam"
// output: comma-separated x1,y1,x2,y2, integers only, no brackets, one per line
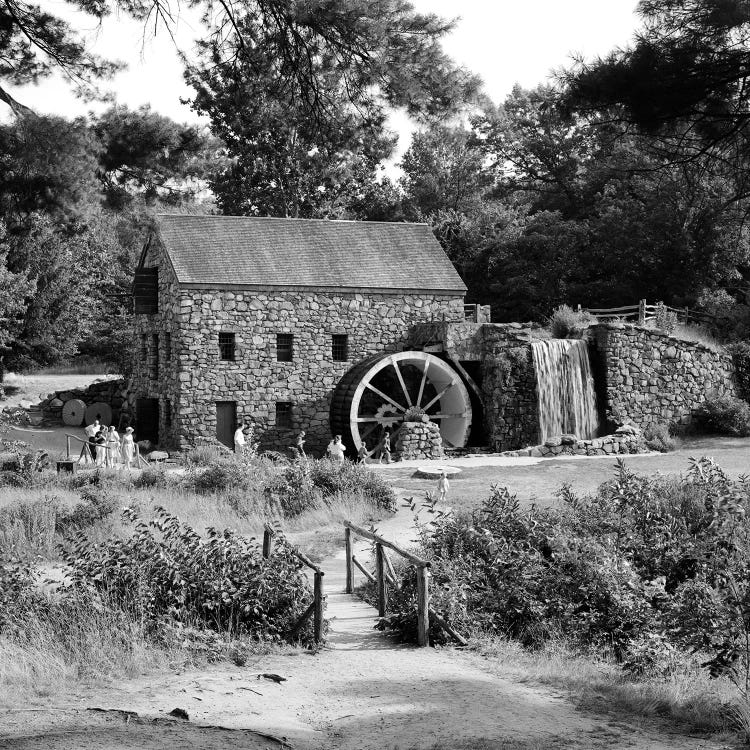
351,554,376,584
314,571,324,644
429,609,468,646
345,526,354,594
376,543,387,617
416,565,430,647
344,521,430,568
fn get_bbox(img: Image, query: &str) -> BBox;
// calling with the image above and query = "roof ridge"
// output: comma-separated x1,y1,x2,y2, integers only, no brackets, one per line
155,213,430,228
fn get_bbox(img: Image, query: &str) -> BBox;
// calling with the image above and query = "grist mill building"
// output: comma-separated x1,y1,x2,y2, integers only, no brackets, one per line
130,214,471,454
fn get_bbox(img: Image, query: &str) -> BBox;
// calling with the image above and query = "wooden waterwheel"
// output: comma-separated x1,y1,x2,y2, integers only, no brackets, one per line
330,351,472,457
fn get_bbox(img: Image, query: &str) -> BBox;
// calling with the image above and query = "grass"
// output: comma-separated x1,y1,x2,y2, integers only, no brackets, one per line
33,358,117,376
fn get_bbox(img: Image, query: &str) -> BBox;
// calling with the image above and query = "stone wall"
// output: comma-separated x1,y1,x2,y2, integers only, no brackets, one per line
396,420,444,460
132,240,465,452
590,324,737,430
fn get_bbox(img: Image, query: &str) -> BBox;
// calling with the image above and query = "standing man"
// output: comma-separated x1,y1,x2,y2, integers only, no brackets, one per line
234,421,247,455
84,418,100,462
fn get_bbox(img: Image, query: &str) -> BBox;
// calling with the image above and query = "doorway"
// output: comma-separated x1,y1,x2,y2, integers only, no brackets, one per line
216,401,237,449
136,398,159,444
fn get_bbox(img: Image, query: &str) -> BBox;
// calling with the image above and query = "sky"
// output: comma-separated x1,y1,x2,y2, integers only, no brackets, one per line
5,0,641,153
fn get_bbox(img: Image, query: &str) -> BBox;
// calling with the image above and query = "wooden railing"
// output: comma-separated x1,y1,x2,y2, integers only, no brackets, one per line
343,520,467,648
64,432,149,468
579,299,715,327
263,524,325,644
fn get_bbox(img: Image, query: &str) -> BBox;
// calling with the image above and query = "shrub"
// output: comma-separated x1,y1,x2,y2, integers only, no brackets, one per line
729,341,750,402
189,458,254,494
63,507,315,642
184,444,229,467
56,487,118,535
133,465,169,489
653,302,678,333
0,557,34,630
643,423,676,452
695,395,750,436
548,305,596,339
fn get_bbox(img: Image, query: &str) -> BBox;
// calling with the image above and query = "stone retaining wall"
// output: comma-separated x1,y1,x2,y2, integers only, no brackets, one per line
590,324,737,431
36,378,128,425
396,421,444,460
501,429,643,458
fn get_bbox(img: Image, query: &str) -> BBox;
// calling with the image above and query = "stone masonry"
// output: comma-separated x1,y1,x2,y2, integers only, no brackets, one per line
132,238,465,453
396,420,445,460
590,324,737,431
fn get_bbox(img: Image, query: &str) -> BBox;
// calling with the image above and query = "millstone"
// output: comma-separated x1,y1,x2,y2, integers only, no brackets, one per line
62,398,86,426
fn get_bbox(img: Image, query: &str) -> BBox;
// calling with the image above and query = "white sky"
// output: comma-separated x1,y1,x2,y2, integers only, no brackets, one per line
5,0,641,155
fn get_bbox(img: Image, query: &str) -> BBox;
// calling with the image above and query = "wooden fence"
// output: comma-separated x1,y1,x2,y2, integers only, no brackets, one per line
578,299,715,327
64,432,149,468
263,524,325,644
344,520,467,648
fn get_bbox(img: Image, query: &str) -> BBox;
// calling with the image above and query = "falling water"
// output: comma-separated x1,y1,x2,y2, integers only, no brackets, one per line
531,339,599,442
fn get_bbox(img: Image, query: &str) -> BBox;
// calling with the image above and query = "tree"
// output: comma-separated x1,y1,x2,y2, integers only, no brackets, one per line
562,0,750,166
187,0,481,218
92,105,221,209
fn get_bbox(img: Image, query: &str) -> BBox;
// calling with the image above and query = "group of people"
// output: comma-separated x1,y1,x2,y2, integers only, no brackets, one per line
83,419,136,468
326,428,391,464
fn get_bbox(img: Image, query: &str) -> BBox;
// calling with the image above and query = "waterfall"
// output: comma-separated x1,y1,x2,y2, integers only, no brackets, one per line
531,339,599,442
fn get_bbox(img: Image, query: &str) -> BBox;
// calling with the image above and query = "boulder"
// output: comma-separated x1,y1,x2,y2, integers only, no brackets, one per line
148,450,169,462
560,434,578,445
615,424,639,435
544,436,562,447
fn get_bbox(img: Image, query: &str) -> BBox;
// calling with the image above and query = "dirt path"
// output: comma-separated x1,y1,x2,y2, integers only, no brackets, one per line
0,492,734,750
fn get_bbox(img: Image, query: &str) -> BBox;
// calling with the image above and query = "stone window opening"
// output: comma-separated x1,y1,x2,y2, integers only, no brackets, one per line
275,401,293,428
151,334,159,380
332,334,348,361
165,398,172,429
165,332,172,362
277,333,294,362
141,334,148,362
219,332,236,361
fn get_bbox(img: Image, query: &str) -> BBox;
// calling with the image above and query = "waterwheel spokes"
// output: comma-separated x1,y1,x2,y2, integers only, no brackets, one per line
364,382,407,413
416,360,430,407
390,358,413,407
421,380,456,412
359,421,382,444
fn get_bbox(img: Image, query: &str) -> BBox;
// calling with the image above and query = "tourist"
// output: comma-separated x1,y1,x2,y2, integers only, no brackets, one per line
437,471,449,503
94,428,107,466
327,434,346,462
121,427,136,469
234,422,247,455
295,430,306,457
105,425,120,469
379,429,392,464
357,443,368,464
84,418,100,462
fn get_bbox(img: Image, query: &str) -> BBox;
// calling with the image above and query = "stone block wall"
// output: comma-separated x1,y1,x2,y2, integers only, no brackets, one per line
131,240,465,452
590,324,737,430
396,421,444,460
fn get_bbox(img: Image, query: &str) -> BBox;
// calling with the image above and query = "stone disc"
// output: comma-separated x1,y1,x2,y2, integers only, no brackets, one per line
62,399,86,426
84,401,113,426
414,465,462,478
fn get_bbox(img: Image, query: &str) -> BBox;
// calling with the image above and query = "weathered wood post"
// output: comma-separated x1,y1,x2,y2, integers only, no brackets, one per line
416,564,430,647
262,524,275,559
382,548,399,590
638,298,647,325
313,570,324,643
66,435,71,459
376,542,387,617
345,525,354,593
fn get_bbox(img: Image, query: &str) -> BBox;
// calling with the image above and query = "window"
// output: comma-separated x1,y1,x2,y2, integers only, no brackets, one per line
219,332,236,361
275,401,292,428
141,334,148,362
332,334,348,361
133,267,158,314
164,399,172,429
165,332,172,362
276,333,293,362
151,334,159,380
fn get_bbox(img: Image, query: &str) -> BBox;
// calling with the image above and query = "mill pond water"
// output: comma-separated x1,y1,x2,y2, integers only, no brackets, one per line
531,339,599,443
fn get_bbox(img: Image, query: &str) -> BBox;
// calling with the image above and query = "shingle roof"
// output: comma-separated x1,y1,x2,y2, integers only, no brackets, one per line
154,214,466,294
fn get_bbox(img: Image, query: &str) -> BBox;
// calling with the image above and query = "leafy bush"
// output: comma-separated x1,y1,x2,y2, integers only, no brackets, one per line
378,458,750,693
133,465,169,489
184,444,229,467
729,341,750,402
653,302,678,333
0,557,34,630
643,423,676,452
56,487,118,535
548,305,596,339
189,459,255,494
62,507,315,642
695,395,750,436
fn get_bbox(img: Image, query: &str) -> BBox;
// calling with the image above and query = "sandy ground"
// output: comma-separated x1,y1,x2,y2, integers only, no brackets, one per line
0,492,737,750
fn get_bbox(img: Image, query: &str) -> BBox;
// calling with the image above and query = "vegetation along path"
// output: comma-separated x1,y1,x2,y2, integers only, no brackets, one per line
1,479,737,750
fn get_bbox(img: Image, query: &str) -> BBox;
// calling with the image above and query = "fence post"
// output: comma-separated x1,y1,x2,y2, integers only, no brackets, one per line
638,299,646,325
345,526,354,594
376,543,387,617
262,524,274,559
416,565,430,647
66,435,71,459
314,571,324,643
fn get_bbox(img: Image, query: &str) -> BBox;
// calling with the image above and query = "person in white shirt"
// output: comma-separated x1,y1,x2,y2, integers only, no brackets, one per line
327,434,346,462
234,423,247,455
437,471,449,503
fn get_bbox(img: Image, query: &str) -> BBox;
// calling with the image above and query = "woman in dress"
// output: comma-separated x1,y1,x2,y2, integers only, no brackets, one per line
121,426,136,469
94,428,107,467
105,425,120,468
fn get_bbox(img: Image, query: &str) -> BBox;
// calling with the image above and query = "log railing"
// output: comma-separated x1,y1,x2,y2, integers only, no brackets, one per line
263,524,324,644
343,520,467,648
579,299,715,327
64,432,149,468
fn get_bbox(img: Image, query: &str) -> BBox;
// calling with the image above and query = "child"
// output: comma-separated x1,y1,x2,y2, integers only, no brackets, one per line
357,443,368,464
379,429,391,464
437,471,449,503
327,434,346,462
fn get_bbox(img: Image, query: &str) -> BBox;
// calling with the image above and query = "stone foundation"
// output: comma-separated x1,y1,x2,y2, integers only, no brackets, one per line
501,428,644,458
396,421,444,460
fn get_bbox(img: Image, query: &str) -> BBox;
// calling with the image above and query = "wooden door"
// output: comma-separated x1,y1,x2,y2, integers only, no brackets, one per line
216,401,237,449
136,398,159,444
